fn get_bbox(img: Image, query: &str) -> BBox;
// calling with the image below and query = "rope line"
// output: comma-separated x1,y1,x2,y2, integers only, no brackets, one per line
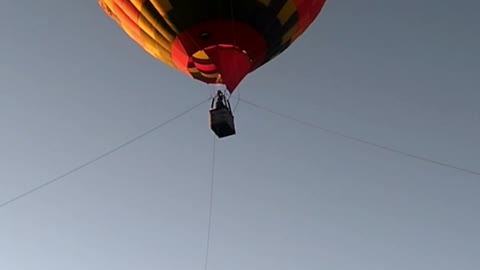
0,97,211,210
204,136,216,270
240,98,480,177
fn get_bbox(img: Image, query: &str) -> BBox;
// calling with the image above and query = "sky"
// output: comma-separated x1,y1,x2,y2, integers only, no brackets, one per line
1,0,479,269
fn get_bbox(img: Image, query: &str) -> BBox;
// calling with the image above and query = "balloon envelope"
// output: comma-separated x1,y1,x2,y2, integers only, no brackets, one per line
99,0,327,93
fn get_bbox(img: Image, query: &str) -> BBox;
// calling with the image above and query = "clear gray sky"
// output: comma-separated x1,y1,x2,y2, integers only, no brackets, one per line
1,0,479,269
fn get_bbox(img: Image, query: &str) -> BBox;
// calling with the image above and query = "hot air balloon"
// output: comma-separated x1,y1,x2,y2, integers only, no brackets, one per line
98,0,327,138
